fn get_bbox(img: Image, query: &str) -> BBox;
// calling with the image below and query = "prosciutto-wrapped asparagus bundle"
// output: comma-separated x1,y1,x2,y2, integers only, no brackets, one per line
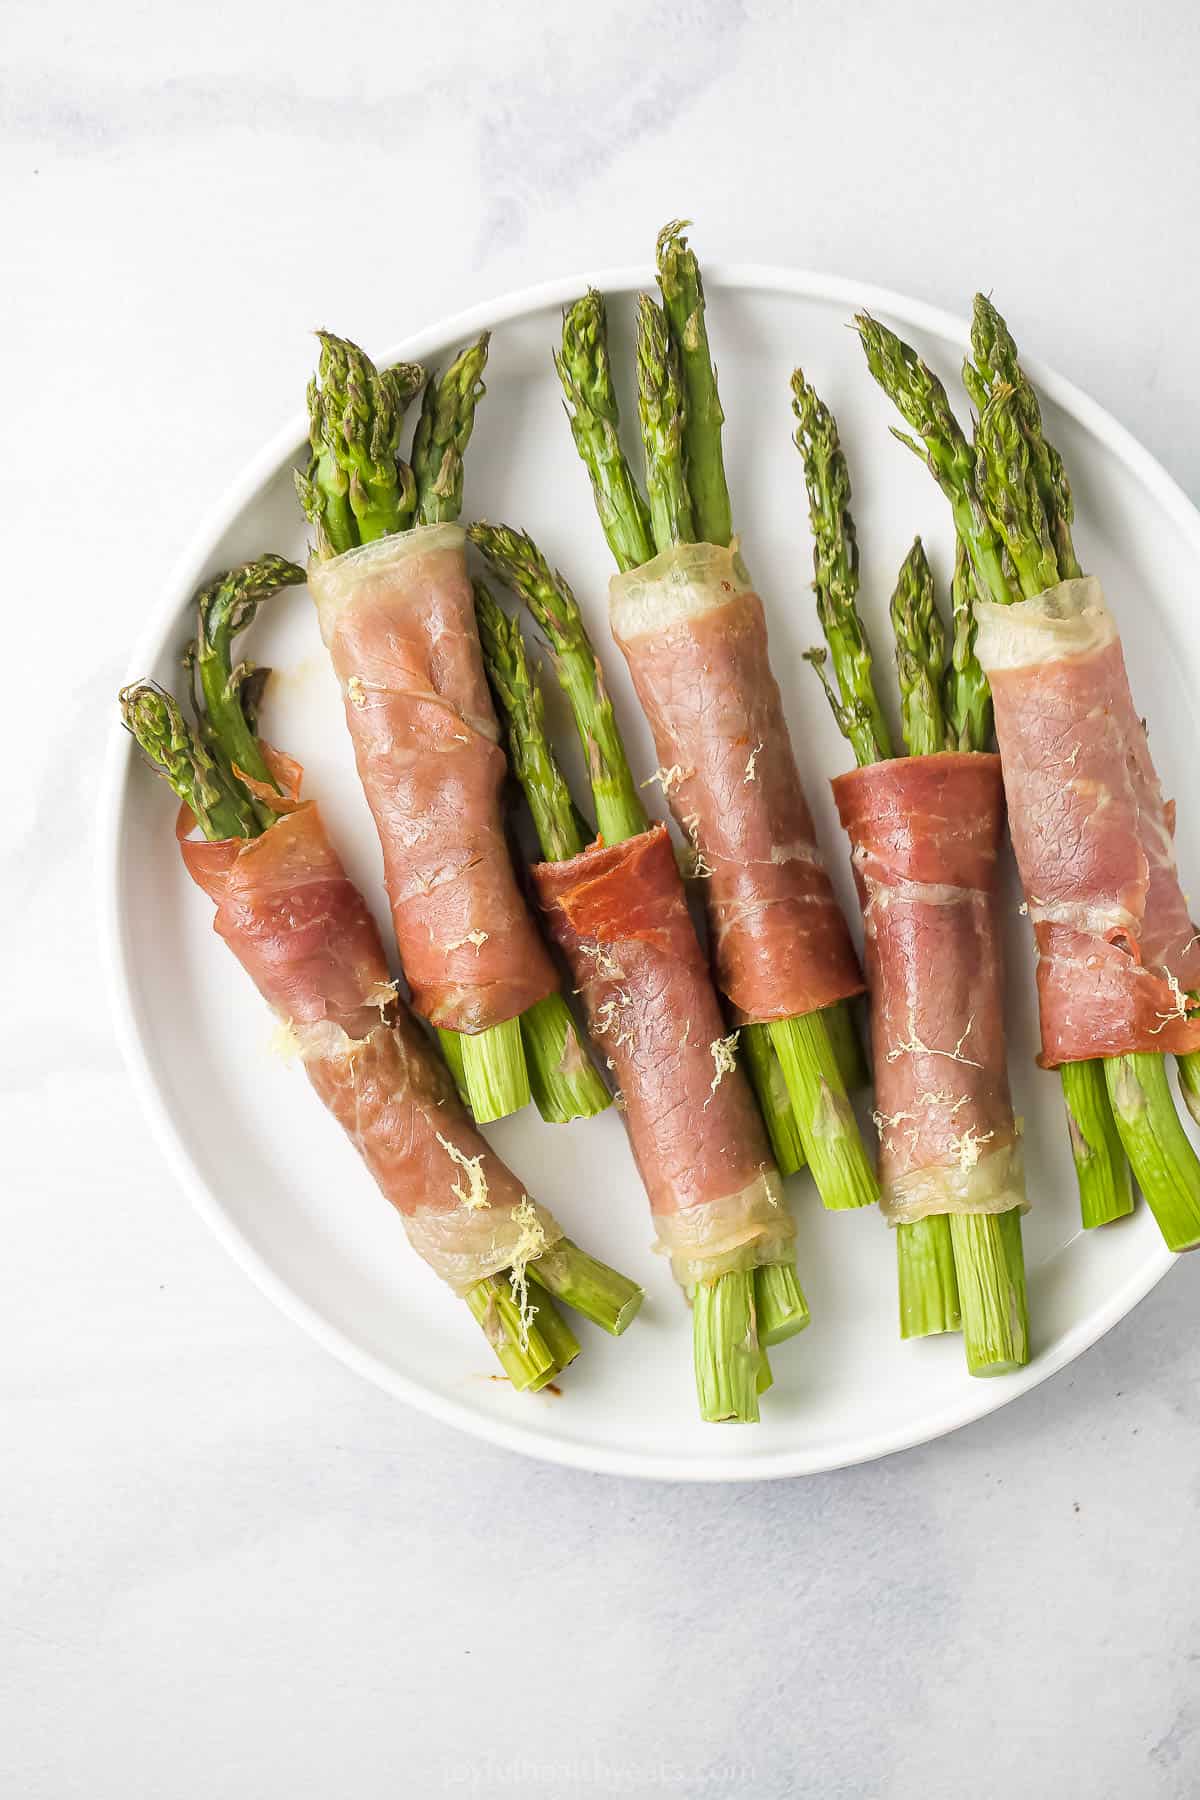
118,559,642,1391
857,299,1200,1252
793,378,1029,1372
296,334,608,1128
555,226,877,1213
471,541,808,1423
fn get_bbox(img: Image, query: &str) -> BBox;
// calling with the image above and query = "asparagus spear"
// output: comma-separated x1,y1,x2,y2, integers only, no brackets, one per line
412,335,491,527
792,370,895,767
298,331,595,1130
655,220,733,548
559,272,876,1214
470,524,649,845
473,583,611,1127
556,291,656,573
188,555,308,828
634,294,697,554
944,540,994,753
890,538,949,757
472,533,809,1419
855,311,1138,1234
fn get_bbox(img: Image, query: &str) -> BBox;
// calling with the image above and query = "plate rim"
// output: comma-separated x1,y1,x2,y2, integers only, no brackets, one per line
99,263,1184,1482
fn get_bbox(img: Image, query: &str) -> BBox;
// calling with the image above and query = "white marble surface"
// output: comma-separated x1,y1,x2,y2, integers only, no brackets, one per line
7,1,1200,1793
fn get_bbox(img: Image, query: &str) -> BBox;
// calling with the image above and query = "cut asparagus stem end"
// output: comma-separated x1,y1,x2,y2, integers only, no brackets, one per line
767,1012,879,1210
523,1280,582,1385
949,1209,1031,1377
1059,1058,1134,1227
520,992,612,1125
692,1270,762,1423
896,1215,962,1338
741,1022,806,1176
529,1239,644,1337
754,1260,811,1347
458,1016,531,1122
1176,1049,1200,1131
1104,1053,1200,1252
823,998,870,1092
437,1027,471,1108
464,1274,556,1391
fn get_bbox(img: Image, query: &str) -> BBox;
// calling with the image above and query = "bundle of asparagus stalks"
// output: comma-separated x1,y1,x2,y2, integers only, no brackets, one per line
856,299,1200,1250
296,333,609,1129
793,375,1030,1373
471,524,810,1421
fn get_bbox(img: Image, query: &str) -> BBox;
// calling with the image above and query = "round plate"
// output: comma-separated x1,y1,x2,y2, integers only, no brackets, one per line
101,268,1196,1481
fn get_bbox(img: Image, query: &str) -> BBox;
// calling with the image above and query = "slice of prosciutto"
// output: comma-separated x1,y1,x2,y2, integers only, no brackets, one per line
309,523,559,1033
532,824,790,1283
975,576,1200,1066
181,800,560,1292
609,541,863,1022
832,753,1026,1226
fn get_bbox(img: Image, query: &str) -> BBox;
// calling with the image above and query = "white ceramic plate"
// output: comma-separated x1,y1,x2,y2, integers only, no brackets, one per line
102,267,1200,1481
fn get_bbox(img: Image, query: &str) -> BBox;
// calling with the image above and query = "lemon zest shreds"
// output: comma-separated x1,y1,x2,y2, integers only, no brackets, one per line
435,1134,491,1211
507,1195,547,1349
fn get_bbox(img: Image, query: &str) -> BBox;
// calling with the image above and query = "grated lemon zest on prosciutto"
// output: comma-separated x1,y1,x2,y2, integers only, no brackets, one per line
705,1032,741,1107
507,1196,547,1348
444,930,490,952
436,1134,491,1212
641,763,689,795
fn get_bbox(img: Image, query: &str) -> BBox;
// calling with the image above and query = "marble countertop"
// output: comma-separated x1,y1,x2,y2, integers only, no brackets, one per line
7,1,1200,1793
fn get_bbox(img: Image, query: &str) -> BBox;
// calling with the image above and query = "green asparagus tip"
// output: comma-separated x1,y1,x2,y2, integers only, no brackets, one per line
974,383,1059,597
891,535,950,757
473,578,589,866
412,332,491,527
556,290,656,573
635,292,696,552
558,289,612,414
468,521,581,657
655,216,693,265
119,681,257,840
194,555,307,656
304,330,418,550
854,311,972,471
791,368,893,768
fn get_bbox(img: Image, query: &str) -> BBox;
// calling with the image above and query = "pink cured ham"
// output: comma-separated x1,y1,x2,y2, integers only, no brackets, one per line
532,825,791,1282
832,754,1026,1225
180,800,560,1291
308,524,559,1033
975,577,1200,1066
609,541,864,1022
